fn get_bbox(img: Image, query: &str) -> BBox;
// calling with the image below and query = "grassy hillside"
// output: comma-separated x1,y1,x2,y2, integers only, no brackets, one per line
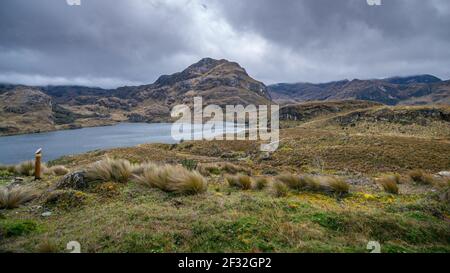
0,104,449,253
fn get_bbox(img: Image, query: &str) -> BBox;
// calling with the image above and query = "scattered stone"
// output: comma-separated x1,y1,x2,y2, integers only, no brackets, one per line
260,152,271,161
29,205,43,213
437,171,450,178
346,177,375,187
54,171,88,190
8,177,25,188
41,211,52,217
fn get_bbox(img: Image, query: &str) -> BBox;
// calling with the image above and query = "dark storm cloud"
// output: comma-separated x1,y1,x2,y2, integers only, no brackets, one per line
0,0,449,87
213,0,450,83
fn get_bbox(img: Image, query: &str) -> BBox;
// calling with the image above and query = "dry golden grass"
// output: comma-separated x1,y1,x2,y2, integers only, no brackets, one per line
196,163,210,177
222,162,240,174
254,177,269,190
135,164,207,195
222,162,250,175
131,162,158,176
319,176,350,195
275,173,349,195
272,180,289,197
226,175,253,190
85,158,134,183
14,160,35,176
85,158,113,182
110,159,133,183
378,175,399,194
44,165,70,176
408,170,435,185
0,186,39,209
275,173,304,190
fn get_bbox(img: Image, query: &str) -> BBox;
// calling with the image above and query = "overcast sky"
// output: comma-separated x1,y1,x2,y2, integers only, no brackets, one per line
0,0,449,88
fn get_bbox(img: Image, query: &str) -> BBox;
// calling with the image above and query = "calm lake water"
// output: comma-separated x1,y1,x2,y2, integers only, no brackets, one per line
0,122,242,164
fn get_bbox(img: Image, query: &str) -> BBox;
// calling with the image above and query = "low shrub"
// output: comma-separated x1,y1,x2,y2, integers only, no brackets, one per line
180,159,198,171
92,182,121,197
44,190,87,210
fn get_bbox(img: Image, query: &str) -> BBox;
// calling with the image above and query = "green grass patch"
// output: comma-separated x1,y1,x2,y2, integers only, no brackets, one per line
0,219,39,238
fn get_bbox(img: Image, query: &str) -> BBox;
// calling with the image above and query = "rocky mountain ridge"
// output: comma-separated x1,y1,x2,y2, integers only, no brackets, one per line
269,75,450,105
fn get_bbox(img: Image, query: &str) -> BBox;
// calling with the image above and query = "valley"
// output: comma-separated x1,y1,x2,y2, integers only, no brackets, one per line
1,59,449,136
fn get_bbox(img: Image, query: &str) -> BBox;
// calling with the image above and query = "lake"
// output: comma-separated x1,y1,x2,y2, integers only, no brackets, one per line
0,122,243,164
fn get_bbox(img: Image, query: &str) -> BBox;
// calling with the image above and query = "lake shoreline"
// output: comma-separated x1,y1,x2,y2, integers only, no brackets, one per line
0,122,178,165
0,120,173,137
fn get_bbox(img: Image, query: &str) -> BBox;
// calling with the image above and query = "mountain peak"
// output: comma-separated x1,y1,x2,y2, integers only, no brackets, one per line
154,57,247,87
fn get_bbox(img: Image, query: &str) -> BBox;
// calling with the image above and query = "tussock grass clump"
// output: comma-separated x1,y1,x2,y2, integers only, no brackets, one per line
14,160,35,176
378,176,399,194
197,162,250,176
222,162,250,175
85,158,133,183
226,175,253,190
276,173,350,195
275,174,304,190
85,159,113,182
254,177,269,190
222,162,240,174
319,177,350,195
44,165,70,176
272,180,289,197
408,170,435,185
392,173,402,184
276,174,319,191
0,186,39,209
135,164,207,195
110,159,133,183
130,162,157,176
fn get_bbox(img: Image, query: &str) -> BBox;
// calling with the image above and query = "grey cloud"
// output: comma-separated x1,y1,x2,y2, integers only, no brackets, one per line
0,0,449,88
213,0,450,83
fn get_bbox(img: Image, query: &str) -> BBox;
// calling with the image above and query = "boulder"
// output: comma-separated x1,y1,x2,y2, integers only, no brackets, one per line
54,171,88,190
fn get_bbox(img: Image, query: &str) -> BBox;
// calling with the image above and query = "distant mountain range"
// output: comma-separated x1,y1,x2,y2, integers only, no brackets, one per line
268,74,450,105
0,58,449,135
0,58,270,135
